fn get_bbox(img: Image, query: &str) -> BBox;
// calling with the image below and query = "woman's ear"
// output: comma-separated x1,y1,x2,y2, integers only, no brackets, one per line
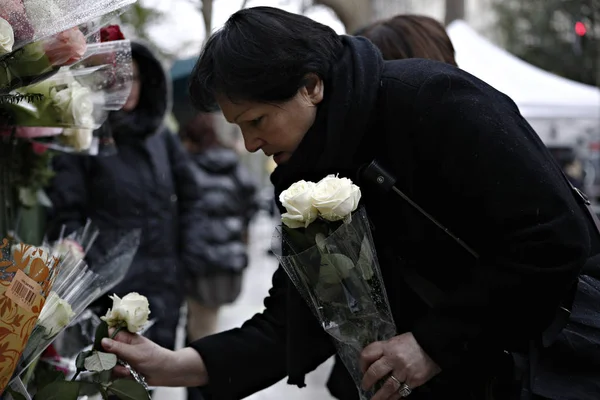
302,73,324,105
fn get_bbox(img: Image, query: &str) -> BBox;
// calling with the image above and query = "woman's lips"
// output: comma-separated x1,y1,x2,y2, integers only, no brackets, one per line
273,152,285,164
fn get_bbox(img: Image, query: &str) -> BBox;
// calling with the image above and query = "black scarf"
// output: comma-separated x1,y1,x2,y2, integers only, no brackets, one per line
270,35,384,199
274,35,384,388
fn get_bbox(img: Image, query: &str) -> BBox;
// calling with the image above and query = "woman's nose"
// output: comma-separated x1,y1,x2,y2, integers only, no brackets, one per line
242,130,264,153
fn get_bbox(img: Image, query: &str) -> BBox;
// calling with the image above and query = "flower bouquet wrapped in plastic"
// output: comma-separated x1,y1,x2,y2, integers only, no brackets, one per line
10,227,142,384
272,175,396,400
0,32,133,155
0,0,136,94
0,239,61,395
9,292,152,400
0,222,98,396
0,43,133,154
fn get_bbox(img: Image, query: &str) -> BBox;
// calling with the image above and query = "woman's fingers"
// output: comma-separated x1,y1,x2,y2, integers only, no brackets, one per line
360,341,384,373
112,365,131,379
102,337,139,363
107,328,138,345
361,357,394,390
371,375,404,400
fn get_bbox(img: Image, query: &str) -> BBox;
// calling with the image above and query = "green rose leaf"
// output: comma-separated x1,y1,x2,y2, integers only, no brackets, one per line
84,351,118,372
5,388,28,400
94,369,113,384
33,381,80,400
75,349,93,371
33,366,65,391
320,254,355,284
94,320,109,351
356,235,375,280
107,379,151,400
78,381,105,397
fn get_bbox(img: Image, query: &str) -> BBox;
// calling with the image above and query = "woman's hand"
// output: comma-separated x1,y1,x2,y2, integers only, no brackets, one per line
102,331,208,387
360,332,441,399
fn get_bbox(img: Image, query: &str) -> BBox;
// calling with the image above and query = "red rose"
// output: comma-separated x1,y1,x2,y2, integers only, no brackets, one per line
100,25,125,42
42,344,59,358
31,142,49,155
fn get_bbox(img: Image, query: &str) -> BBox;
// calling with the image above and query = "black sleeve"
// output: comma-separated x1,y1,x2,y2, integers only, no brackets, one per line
407,71,590,370
189,266,290,399
164,131,201,224
46,154,90,240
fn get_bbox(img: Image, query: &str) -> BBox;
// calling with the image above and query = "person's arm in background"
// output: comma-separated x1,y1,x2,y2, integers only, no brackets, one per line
234,161,261,244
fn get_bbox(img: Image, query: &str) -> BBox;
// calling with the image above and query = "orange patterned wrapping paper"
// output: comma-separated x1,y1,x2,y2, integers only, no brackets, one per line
0,239,60,395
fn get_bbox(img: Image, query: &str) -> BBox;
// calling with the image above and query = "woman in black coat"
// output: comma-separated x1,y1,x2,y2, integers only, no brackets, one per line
47,42,200,351
100,8,600,400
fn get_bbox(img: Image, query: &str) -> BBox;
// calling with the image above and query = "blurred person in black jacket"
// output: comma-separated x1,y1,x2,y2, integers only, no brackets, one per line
179,112,258,400
47,41,200,352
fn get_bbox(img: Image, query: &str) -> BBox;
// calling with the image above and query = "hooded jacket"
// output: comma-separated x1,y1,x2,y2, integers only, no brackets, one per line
47,42,200,349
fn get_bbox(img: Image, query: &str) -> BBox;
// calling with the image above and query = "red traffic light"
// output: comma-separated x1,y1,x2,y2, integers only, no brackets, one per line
575,21,587,36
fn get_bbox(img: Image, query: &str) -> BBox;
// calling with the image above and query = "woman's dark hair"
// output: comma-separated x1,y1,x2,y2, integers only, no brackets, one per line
356,15,457,66
179,112,221,152
189,6,343,112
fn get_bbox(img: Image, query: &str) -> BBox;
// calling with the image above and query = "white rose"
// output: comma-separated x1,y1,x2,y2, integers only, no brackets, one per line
312,175,361,221
50,82,94,127
11,244,54,274
39,292,75,336
54,239,85,261
0,17,14,55
61,128,93,151
279,180,318,229
101,292,151,333
70,85,94,127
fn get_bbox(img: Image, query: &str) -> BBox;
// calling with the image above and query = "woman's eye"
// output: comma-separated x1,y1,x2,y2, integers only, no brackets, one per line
251,116,263,126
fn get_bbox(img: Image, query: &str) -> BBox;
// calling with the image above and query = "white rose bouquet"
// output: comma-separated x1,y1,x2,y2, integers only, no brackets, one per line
274,174,396,400
1,70,98,152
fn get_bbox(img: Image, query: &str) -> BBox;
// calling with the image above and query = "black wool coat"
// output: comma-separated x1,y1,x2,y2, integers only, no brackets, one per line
190,36,597,399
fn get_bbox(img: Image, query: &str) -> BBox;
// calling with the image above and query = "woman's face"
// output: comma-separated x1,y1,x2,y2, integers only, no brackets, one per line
217,75,324,165
123,60,141,112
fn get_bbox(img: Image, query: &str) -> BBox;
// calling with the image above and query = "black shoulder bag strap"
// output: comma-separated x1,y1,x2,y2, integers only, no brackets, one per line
360,160,600,339
360,160,476,307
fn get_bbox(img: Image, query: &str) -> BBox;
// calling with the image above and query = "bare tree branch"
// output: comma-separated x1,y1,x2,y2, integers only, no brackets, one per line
202,0,214,43
444,0,465,25
313,0,373,33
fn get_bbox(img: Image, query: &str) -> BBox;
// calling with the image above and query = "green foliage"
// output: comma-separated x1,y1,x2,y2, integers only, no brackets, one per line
13,139,56,206
0,93,44,105
117,3,177,61
118,3,165,42
492,0,600,85
84,352,118,372
46,320,150,400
